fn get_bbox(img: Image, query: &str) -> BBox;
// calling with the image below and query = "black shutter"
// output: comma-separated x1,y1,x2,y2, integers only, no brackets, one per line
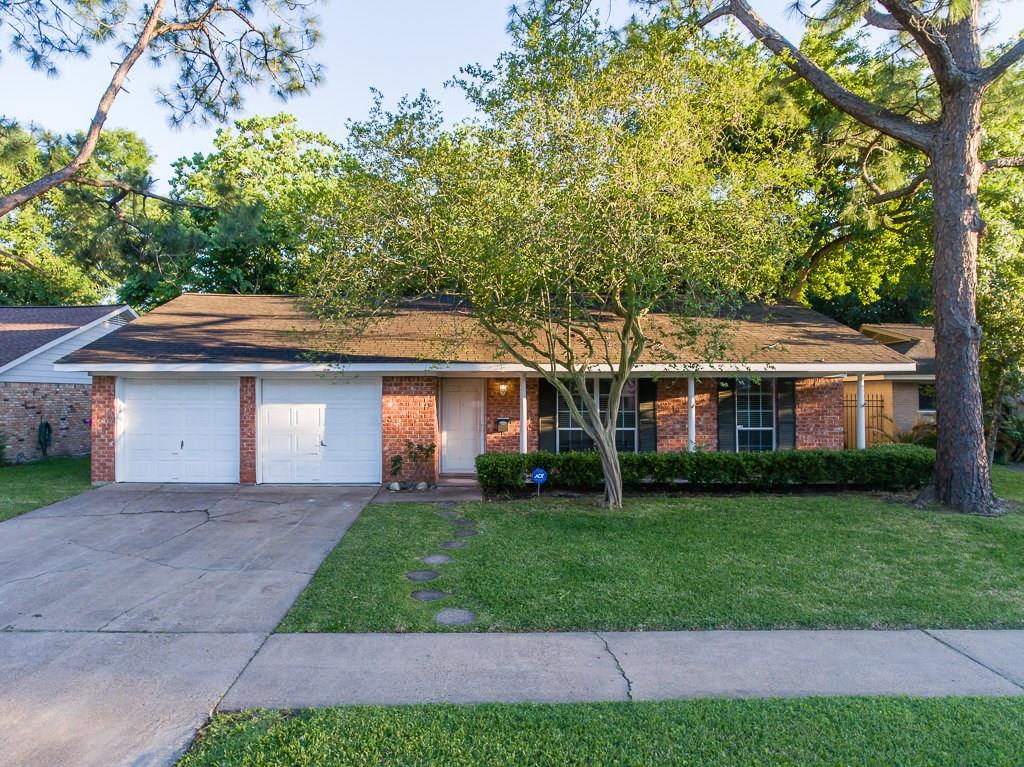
776,378,796,450
537,378,557,453
637,378,657,452
717,379,736,452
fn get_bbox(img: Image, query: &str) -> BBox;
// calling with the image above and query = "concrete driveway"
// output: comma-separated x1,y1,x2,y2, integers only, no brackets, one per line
0,483,374,767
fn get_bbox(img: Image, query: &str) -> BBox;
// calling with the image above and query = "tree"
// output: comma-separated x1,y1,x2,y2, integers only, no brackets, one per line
0,121,163,302
0,0,322,217
304,3,810,507
682,0,1024,514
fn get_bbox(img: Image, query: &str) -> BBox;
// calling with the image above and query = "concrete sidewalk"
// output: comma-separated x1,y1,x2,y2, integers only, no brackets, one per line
222,629,1024,709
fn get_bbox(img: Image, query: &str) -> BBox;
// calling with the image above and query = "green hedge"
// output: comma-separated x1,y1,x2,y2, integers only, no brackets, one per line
475,445,936,496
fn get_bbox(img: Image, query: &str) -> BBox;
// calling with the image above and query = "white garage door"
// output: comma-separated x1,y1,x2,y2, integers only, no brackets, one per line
119,379,240,483
260,378,382,483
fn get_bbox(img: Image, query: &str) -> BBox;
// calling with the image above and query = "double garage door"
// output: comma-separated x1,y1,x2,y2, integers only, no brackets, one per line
118,378,381,483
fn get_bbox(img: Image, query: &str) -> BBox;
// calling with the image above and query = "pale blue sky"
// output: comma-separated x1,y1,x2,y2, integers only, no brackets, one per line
2,1,1022,188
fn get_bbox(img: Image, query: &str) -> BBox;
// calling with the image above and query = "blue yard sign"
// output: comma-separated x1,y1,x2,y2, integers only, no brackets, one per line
530,467,548,496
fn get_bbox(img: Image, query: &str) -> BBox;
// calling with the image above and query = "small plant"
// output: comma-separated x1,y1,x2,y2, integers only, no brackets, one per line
391,441,437,480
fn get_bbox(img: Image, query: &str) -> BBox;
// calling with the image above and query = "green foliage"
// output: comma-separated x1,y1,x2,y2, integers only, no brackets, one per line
476,445,935,495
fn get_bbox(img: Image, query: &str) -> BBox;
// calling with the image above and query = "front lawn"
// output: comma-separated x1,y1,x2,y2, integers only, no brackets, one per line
180,698,1024,767
0,456,92,522
994,464,1024,504
281,486,1024,633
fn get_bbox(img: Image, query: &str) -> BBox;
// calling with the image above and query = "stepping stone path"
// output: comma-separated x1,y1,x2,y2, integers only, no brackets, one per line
405,570,440,582
435,607,476,626
422,554,453,565
412,589,448,601
405,506,480,626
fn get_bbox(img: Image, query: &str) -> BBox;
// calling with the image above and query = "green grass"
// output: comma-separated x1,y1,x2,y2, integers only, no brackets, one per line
993,464,1024,504
179,698,1024,767
0,456,92,522
280,489,1024,633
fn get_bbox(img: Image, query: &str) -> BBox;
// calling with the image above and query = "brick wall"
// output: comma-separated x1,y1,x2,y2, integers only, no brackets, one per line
239,377,257,484
382,376,439,483
656,378,718,451
1,382,93,464
796,377,844,450
484,377,539,453
90,376,116,482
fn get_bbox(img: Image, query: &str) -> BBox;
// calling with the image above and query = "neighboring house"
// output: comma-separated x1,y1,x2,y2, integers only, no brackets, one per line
56,293,914,485
842,323,935,446
1,304,137,463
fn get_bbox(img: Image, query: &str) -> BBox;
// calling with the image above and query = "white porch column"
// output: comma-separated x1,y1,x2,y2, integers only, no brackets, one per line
856,373,867,449
519,373,528,454
687,375,697,453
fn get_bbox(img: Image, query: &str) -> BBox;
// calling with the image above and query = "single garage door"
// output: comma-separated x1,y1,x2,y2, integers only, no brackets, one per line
119,379,240,482
260,378,382,483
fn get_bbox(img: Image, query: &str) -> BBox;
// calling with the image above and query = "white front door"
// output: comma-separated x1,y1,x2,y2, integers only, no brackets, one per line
119,379,240,483
441,378,483,474
260,378,382,483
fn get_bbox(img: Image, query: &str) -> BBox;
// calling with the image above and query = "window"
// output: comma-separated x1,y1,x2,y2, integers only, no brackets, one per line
556,379,638,453
735,378,775,452
918,384,936,413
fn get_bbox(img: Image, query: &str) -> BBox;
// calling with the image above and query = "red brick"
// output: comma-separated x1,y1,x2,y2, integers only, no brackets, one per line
484,377,539,454
90,376,116,482
656,378,718,451
1,382,92,464
796,377,844,450
382,376,439,483
239,377,257,484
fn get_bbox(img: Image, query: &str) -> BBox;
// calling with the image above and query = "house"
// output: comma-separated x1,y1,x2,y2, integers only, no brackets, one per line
55,293,914,485
842,323,935,446
1,304,136,463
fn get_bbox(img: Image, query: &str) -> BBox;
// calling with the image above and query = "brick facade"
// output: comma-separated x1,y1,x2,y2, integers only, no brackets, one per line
655,378,718,451
90,376,116,482
0,381,93,464
239,377,257,484
382,376,440,483
795,377,844,450
484,377,540,454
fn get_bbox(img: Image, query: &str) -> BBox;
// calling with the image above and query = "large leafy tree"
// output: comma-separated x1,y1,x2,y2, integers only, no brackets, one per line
119,114,342,308
0,0,322,217
304,3,810,507
0,121,164,302
679,0,1024,514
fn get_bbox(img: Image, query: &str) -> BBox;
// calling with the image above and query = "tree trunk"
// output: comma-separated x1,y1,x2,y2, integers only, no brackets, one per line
592,430,624,509
930,83,997,514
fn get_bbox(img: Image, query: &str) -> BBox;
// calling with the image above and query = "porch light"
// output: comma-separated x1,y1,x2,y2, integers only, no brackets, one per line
498,381,510,396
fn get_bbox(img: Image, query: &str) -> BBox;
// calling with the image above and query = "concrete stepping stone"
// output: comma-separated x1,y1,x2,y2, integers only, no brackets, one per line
405,570,440,582
451,518,476,528
421,554,453,565
435,608,476,626
437,510,459,518
440,540,467,550
411,589,448,601
453,529,477,537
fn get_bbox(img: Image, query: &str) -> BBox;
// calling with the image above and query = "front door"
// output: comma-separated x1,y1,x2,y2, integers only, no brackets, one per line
441,378,483,474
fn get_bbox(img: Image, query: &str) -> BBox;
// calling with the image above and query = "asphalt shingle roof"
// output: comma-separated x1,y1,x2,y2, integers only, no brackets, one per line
59,293,912,369
860,323,935,376
0,305,128,368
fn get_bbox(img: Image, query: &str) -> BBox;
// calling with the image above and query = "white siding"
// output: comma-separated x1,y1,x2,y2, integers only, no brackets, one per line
0,309,133,385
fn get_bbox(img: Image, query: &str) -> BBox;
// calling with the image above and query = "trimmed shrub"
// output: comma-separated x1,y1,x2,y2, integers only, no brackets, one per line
474,444,936,496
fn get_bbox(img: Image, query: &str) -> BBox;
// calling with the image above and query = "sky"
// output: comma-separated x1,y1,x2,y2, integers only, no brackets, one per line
2,1,1022,189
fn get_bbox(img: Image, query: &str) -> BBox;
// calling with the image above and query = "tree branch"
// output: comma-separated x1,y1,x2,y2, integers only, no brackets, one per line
980,38,1024,86
876,0,964,86
863,9,902,31
68,176,214,210
699,0,936,151
867,167,931,204
983,156,1024,173
0,0,168,218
